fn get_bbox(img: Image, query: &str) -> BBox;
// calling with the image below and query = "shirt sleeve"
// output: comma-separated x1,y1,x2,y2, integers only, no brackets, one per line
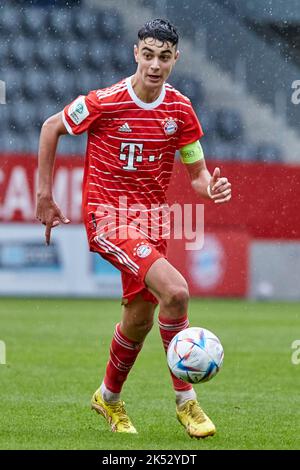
177,104,204,149
62,90,101,135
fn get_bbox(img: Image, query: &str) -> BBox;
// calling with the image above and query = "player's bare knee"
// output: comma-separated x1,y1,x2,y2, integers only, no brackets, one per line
131,317,154,335
161,284,189,315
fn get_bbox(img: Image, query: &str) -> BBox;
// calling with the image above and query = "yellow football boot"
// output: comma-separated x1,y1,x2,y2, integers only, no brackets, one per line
176,399,216,438
91,389,137,433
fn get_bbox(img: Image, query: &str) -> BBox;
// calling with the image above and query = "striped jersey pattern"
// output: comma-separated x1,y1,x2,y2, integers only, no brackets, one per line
63,76,203,243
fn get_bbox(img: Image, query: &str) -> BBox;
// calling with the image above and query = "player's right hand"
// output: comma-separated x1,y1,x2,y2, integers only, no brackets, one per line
36,195,70,246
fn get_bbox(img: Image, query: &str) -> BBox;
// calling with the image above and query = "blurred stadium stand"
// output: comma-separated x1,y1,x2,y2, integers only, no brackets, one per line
1,0,300,301
1,0,300,161
140,0,300,161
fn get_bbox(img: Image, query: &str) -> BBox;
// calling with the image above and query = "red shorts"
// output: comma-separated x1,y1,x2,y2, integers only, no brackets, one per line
89,235,167,305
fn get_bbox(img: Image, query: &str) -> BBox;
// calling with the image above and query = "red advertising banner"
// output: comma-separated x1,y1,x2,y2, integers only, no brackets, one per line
167,159,300,240
0,153,83,223
0,154,299,240
167,228,250,297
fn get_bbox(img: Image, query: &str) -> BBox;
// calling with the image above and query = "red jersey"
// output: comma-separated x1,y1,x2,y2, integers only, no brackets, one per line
63,76,203,244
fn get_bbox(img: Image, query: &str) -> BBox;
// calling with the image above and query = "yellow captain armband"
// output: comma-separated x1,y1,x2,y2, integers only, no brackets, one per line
179,141,204,164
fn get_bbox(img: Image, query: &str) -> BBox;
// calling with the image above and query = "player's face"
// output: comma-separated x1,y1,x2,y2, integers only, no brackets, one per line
134,38,179,89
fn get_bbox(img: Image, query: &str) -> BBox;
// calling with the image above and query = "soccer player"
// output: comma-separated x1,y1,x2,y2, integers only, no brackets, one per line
36,19,231,438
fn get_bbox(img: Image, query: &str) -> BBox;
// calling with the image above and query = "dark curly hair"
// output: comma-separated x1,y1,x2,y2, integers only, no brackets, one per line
138,19,179,48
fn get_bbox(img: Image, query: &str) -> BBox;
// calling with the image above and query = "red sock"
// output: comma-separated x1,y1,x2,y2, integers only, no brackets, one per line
158,314,193,392
103,323,143,393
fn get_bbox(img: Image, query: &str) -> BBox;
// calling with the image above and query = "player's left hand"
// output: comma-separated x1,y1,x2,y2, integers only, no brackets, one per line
208,167,232,204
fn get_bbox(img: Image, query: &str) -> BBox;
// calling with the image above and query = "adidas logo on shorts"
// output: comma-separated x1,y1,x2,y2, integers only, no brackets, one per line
118,122,132,132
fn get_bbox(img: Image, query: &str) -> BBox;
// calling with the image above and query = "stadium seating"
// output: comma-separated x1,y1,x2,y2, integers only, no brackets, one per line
254,142,282,163
0,2,285,161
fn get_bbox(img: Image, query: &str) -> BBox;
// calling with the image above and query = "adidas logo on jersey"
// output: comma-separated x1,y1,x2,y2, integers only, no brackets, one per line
118,122,132,132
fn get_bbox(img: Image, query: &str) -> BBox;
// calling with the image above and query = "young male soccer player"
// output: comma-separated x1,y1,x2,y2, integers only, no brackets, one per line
36,19,231,438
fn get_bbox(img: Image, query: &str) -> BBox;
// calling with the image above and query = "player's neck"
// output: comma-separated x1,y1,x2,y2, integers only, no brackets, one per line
131,74,162,103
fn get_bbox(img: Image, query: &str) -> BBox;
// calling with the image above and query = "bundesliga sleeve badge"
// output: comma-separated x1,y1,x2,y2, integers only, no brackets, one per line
68,95,90,125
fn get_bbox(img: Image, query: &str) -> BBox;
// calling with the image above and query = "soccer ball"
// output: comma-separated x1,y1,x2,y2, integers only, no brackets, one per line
167,327,224,384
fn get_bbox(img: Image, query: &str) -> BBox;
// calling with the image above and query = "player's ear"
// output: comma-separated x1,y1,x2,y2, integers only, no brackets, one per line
174,49,180,63
134,44,139,63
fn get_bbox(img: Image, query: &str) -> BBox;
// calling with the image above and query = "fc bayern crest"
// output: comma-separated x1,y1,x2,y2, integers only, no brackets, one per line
134,243,152,258
162,118,178,136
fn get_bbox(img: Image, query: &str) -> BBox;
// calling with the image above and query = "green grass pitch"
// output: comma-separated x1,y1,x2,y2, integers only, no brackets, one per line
0,298,299,450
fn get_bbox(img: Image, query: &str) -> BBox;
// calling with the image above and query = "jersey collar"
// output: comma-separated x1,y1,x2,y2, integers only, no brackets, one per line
126,76,166,110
